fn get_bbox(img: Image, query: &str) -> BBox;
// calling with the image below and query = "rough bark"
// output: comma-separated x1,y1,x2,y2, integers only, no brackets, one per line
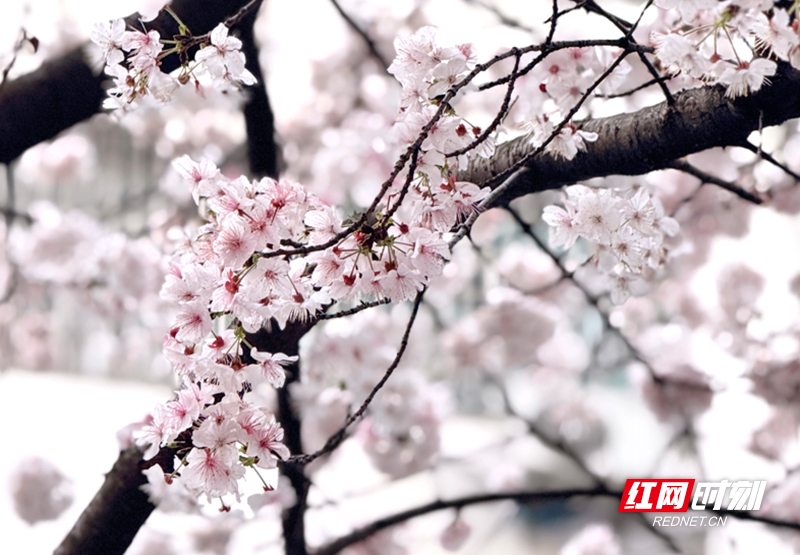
246,320,315,555
0,0,255,165
54,446,156,555
460,62,800,206
238,0,280,179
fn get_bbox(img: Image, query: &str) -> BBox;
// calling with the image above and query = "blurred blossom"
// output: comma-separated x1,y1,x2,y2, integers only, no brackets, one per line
191,518,237,555
751,361,800,408
717,264,764,322
496,243,560,293
10,456,74,525
444,288,557,372
10,201,103,285
760,473,800,522
136,0,170,21
342,527,407,555
635,364,713,423
18,134,96,187
750,408,799,462
126,528,176,555
440,515,471,551
560,523,621,555
248,475,297,513
9,312,54,371
536,398,606,455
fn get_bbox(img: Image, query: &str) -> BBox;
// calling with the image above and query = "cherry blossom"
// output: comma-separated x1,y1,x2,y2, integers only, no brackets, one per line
718,58,777,98
90,18,256,113
542,185,678,305
194,24,256,86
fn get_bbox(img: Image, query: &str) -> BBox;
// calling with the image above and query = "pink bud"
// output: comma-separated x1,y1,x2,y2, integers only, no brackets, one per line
440,517,470,551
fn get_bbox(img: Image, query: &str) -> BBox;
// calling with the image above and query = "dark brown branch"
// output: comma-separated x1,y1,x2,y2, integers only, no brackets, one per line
0,0,256,165
315,487,618,555
54,446,156,555
237,0,280,179
738,140,800,183
668,159,763,204
0,204,31,224
462,63,800,207
246,319,317,555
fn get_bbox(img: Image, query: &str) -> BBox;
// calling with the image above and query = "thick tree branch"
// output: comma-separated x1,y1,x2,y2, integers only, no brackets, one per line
246,319,316,555
54,446,156,555
237,0,280,179
462,63,800,206
0,0,255,165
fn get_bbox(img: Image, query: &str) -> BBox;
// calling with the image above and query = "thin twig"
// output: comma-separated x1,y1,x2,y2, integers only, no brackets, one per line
315,298,391,320
579,0,674,105
445,49,521,158
595,73,675,99
288,289,426,465
629,0,655,37
463,0,535,33
329,0,391,70
481,49,634,190
0,29,37,93
668,159,763,204
315,488,618,555
739,140,800,183
502,206,663,386
490,373,683,553
546,0,560,45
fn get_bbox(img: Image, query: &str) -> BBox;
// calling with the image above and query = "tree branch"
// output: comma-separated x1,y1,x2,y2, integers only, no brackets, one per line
237,0,280,179
462,63,800,207
315,487,618,555
668,159,763,204
289,290,425,466
329,0,390,70
246,319,317,555
315,482,800,555
54,446,157,555
0,0,256,165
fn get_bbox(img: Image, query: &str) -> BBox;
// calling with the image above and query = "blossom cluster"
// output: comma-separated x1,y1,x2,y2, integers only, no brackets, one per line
524,114,598,161
520,45,632,159
543,185,679,305
388,27,493,221
133,26,496,503
651,0,800,98
91,19,255,112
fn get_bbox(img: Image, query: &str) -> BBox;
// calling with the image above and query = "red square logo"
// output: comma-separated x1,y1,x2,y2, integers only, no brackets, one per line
618,479,695,512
